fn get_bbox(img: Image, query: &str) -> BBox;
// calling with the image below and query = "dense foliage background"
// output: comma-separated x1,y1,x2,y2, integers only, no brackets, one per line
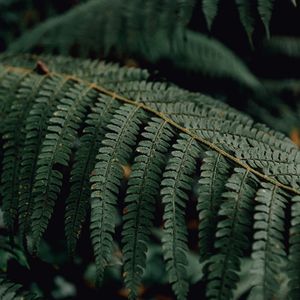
0,0,300,299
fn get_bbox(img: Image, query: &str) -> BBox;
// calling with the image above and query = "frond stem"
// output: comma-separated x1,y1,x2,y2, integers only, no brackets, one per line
2,64,300,196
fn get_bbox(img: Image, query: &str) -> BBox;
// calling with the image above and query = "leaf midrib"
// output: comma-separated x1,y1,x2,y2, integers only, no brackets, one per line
2,64,300,196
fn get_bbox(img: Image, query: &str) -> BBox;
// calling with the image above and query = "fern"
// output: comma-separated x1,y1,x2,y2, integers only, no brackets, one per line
122,118,174,299
257,0,274,38
250,183,288,299
206,168,257,299
197,151,231,262
65,94,120,255
90,104,147,284
202,0,220,30
288,196,300,298
202,0,280,40
0,55,300,299
0,274,41,300
235,0,256,45
161,133,201,299
262,36,300,58
0,0,84,50
1,71,38,232
4,0,300,142
7,0,259,89
19,75,72,238
31,82,97,251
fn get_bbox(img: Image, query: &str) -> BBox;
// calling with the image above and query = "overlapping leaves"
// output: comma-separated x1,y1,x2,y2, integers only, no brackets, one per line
0,55,300,300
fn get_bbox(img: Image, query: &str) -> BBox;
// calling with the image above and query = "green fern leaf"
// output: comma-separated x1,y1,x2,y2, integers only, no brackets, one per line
0,70,25,132
236,147,300,190
90,104,147,284
161,133,201,300
263,36,300,58
258,0,274,38
197,151,231,262
249,183,288,299
167,106,297,159
31,83,97,251
0,274,41,300
0,55,300,299
8,0,259,89
202,0,220,30
18,76,72,238
122,117,174,299
288,195,300,298
1,73,41,232
207,168,257,299
235,0,256,45
65,95,120,255
177,0,196,25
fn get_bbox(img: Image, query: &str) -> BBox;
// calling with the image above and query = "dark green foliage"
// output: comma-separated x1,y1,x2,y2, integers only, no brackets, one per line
206,169,257,299
0,0,299,299
250,183,288,299
235,0,256,44
1,71,38,232
122,118,174,299
202,0,220,30
0,0,88,50
257,0,274,38
31,82,98,251
0,55,300,299
197,151,231,261
161,134,201,300
65,93,120,255
8,0,291,55
19,75,72,238
202,0,278,40
8,0,259,89
262,36,300,58
6,1,300,140
288,196,300,298
90,104,147,284
0,274,41,300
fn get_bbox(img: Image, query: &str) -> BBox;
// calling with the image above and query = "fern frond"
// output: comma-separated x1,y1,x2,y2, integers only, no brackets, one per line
0,70,25,131
288,196,300,298
0,54,150,87
202,0,220,30
167,107,298,159
8,0,259,89
197,151,231,261
18,75,72,237
31,82,97,251
263,36,300,58
149,99,252,124
249,183,288,299
65,95,120,255
1,72,41,232
258,0,274,38
207,168,257,299
0,275,41,300
122,118,174,299
235,0,256,45
1,56,300,299
161,133,201,300
177,0,196,25
237,148,300,189
90,104,147,284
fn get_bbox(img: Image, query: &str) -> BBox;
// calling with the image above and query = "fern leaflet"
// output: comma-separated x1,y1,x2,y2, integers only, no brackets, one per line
122,118,174,299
